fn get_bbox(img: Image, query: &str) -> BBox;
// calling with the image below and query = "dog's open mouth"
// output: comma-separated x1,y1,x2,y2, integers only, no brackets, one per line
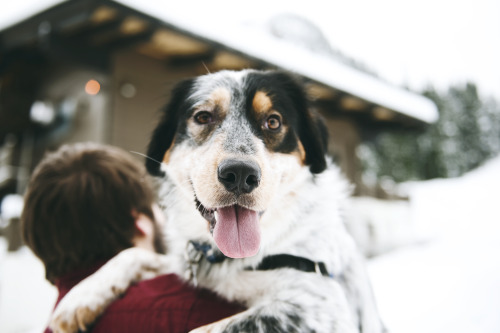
196,199,261,258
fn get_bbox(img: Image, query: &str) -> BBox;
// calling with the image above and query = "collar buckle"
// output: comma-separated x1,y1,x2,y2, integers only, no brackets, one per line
314,261,322,275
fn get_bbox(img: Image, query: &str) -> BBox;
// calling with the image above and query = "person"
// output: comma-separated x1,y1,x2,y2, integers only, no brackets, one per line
21,142,244,333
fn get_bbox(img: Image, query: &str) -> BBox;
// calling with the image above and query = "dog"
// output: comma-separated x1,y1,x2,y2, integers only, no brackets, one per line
50,70,384,332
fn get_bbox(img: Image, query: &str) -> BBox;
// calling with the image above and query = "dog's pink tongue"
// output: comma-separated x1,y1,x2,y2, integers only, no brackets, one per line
213,205,260,258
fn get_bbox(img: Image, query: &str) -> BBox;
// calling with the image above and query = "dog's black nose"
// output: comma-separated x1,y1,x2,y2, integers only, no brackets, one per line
218,159,261,194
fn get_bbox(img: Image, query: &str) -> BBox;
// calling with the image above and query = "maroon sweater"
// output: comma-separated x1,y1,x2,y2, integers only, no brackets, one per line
46,262,244,333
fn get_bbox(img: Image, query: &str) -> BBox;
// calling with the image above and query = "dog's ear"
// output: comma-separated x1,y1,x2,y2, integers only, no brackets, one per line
274,72,328,174
146,79,194,176
299,108,328,174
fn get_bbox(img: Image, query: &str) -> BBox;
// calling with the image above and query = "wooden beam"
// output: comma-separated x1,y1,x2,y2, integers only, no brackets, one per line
210,51,255,70
90,6,119,24
120,16,149,35
137,28,211,58
372,106,396,121
306,83,337,101
340,96,367,111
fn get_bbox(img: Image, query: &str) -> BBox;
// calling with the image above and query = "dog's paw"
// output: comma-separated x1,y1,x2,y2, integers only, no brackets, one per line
50,301,104,333
50,248,172,332
49,289,108,333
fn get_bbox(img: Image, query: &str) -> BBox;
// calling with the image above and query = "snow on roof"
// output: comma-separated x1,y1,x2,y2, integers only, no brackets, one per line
115,0,438,124
0,0,67,32
0,0,438,123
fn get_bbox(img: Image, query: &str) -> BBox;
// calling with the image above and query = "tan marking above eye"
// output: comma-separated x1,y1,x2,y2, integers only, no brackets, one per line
210,87,231,112
190,87,230,126
253,91,273,114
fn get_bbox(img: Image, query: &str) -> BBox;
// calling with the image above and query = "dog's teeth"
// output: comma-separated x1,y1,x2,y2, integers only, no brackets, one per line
214,210,219,222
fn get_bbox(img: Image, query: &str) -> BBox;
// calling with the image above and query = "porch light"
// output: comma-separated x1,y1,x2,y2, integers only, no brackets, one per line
85,79,101,95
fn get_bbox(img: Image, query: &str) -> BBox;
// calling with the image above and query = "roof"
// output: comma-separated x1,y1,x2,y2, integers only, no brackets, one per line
0,0,438,124
114,1,437,124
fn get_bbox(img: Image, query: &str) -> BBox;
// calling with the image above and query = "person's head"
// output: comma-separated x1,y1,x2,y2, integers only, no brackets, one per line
22,142,165,283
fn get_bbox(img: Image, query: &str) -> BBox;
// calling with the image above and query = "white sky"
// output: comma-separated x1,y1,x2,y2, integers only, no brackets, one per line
2,0,499,99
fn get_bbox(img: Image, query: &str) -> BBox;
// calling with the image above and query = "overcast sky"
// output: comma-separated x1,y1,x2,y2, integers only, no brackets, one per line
2,0,499,99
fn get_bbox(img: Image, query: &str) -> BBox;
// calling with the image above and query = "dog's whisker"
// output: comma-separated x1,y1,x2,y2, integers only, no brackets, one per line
129,151,164,166
201,61,211,74
177,179,195,186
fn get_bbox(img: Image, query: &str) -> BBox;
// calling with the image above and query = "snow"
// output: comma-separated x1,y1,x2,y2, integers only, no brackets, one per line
368,155,500,333
369,231,500,333
1,156,499,332
0,1,66,31
0,194,24,221
0,239,57,333
345,197,416,257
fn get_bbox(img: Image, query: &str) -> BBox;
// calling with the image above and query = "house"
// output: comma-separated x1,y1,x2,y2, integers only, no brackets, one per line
0,0,438,200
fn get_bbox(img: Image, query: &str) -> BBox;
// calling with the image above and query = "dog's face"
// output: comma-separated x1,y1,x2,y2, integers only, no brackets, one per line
147,70,327,258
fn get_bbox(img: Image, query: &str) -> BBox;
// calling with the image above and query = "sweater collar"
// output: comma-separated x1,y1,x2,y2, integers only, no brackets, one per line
54,259,111,297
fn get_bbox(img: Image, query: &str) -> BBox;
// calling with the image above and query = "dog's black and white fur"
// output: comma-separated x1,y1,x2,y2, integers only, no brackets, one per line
51,70,383,333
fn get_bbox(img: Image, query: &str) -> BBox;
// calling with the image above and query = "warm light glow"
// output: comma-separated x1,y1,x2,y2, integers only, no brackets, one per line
85,79,101,95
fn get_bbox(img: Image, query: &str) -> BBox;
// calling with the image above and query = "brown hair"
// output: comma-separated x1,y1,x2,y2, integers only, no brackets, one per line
21,142,156,283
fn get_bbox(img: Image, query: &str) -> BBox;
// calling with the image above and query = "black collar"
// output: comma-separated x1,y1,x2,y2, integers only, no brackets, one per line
254,254,332,278
188,241,332,278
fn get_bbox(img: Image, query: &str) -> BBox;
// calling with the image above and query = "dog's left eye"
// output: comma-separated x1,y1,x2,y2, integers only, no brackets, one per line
194,111,213,125
265,115,281,131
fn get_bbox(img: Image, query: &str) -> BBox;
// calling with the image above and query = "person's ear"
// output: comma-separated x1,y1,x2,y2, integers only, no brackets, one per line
131,210,153,237
131,211,156,252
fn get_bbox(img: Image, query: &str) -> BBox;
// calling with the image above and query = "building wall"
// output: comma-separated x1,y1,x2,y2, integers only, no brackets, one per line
36,66,110,147
319,112,362,193
109,51,199,160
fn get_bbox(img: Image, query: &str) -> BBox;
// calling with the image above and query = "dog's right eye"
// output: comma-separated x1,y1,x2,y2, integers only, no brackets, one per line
194,111,213,125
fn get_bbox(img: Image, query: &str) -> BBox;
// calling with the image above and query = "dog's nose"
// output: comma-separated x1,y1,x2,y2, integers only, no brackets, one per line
218,159,261,194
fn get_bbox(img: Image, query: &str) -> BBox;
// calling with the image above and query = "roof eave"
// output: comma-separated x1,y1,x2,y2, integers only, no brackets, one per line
114,0,438,124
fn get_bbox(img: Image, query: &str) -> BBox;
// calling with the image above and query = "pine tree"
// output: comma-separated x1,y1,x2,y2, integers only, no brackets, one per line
359,82,500,183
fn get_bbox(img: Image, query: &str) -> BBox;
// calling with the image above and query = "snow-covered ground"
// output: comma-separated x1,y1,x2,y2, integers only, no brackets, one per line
369,155,500,333
0,239,57,333
0,155,499,332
